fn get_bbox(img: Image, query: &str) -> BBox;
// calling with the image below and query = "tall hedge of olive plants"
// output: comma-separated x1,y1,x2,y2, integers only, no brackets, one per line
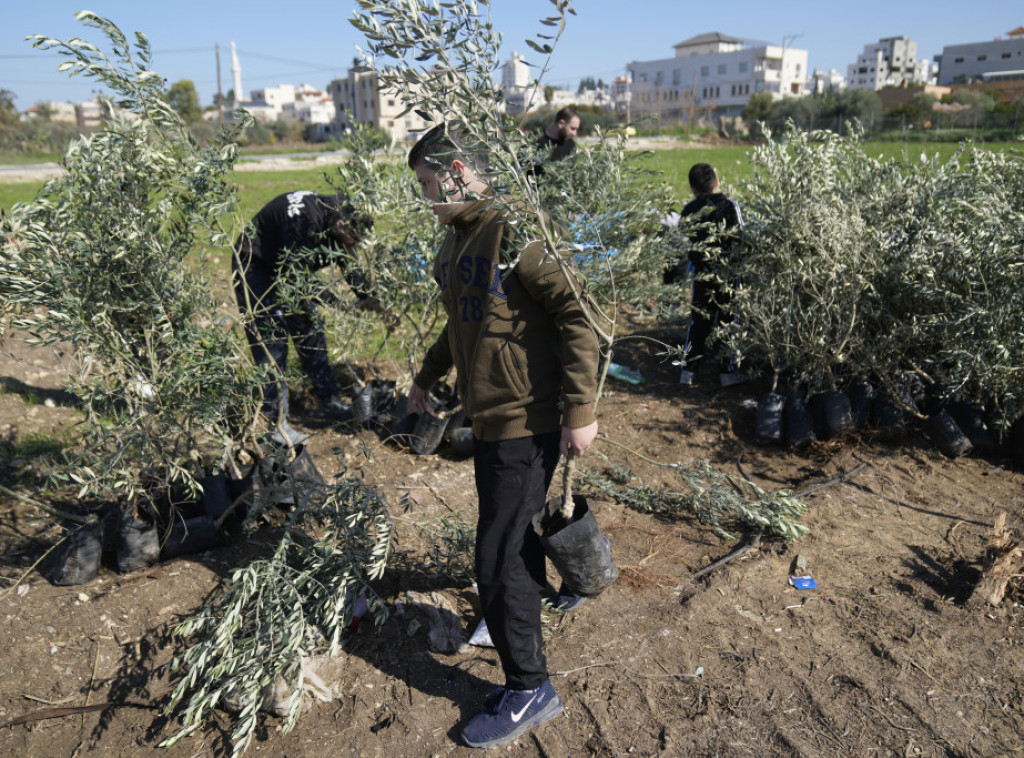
0,17,398,757
0,12,263,504
718,123,1024,432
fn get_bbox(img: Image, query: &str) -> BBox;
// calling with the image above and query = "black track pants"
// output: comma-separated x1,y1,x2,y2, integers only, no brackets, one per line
232,260,338,420
473,431,561,691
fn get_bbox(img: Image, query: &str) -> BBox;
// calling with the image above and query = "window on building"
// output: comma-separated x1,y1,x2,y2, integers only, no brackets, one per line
954,57,964,63
978,54,987,61
1003,52,1012,59
717,64,727,75
638,72,647,82
655,71,663,85
388,99,395,107
739,61,749,73
701,66,709,77
672,68,681,85
715,86,720,97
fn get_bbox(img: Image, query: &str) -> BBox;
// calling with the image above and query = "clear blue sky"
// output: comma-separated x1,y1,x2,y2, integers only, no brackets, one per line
2,1,1019,109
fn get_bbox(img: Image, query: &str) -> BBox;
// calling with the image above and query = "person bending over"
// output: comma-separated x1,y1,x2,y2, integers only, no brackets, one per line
233,190,372,444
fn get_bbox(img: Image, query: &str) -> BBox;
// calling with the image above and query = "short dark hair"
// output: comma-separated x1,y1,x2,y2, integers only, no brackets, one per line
323,193,372,236
408,123,455,170
407,122,485,173
688,163,718,195
554,107,578,124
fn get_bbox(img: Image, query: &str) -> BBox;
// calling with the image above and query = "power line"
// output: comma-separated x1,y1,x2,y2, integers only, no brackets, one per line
236,48,338,70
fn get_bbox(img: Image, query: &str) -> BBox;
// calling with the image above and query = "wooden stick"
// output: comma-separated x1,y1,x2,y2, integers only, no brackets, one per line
0,484,95,525
560,451,576,521
691,533,762,581
1,701,159,729
793,462,868,498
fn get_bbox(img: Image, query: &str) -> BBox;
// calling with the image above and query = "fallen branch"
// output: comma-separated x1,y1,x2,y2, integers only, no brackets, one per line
794,462,868,498
0,484,96,525
0,700,159,729
690,532,763,581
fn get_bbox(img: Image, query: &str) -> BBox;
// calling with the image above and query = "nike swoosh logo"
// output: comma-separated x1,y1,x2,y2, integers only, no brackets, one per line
510,694,538,723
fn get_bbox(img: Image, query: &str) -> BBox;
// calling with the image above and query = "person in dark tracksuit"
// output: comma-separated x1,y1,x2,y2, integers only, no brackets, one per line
526,107,581,181
536,106,580,163
664,163,744,387
407,124,600,749
232,190,371,443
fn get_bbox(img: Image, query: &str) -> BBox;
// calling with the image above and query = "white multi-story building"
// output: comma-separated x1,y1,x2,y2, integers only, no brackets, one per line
327,67,431,142
845,36,931,90
937,26,1024,85
281,99,336,125
574,88,612,108
810,68,847,94
611,76,631,115
502,51,532,90
627,32,808,120
249,84,296,113
501,52,543,114
21,101,78,123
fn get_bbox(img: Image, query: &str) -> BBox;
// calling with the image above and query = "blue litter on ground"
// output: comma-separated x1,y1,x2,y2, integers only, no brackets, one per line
789,575,817,590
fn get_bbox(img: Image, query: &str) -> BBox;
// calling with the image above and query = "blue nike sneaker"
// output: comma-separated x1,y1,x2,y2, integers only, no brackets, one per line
555,580,586,612
461,678,563,748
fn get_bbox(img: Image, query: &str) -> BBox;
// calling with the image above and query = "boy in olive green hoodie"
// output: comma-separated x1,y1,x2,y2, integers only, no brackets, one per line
407,123,599,749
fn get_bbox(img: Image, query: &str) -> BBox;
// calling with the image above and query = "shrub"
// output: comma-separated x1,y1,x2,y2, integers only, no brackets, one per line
719,122,1024,431
1,12,262,504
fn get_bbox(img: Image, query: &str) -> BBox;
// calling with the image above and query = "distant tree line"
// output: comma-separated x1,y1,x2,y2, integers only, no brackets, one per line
742,86,1024,140
0,80,312,155
576,76,606,93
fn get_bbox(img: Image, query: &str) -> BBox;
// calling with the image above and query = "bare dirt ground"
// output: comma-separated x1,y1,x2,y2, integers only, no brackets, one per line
1,323,1023,758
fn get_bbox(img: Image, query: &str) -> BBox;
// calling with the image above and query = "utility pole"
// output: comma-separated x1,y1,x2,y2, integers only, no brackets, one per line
625,67,631,123
780,33,803,98
215,43,224,126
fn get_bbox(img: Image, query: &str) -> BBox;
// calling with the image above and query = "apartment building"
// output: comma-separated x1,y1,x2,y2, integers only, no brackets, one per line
810,68,847,94
501,52,543,114
327,68,430,142
937,26,1024,85
611,76,631,115
846,36,933,89
627,32,808,121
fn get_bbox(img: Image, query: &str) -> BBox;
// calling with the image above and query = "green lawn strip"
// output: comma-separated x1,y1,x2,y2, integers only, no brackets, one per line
0,182,48,212
635,140,1023,199
0,151,62,165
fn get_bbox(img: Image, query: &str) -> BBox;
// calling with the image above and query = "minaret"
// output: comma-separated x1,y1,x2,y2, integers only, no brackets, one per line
231,42,243,102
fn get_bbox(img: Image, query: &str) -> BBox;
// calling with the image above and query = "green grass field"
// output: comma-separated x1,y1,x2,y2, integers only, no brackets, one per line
0,168,339,223
636,140,1023,197
0,151,62,165
3,140,1022,219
